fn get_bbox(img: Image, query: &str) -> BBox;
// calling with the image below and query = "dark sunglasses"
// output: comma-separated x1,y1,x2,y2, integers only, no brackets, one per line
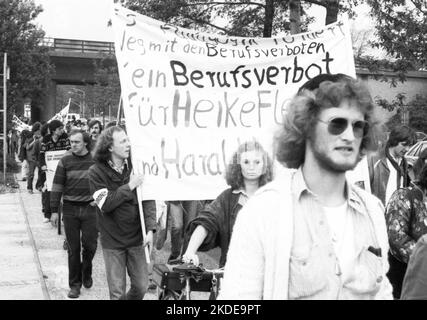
318,117,368,138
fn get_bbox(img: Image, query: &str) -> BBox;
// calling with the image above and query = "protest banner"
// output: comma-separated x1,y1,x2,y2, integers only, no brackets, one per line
111,5,357,200
45,150,67,191
12,115,31,132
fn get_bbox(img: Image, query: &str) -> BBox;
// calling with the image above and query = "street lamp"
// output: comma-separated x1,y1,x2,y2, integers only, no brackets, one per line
68,88,86,118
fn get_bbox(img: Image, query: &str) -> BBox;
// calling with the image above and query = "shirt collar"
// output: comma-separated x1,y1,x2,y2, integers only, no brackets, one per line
232,188,248,197
292,166,367,216
108,159,128,174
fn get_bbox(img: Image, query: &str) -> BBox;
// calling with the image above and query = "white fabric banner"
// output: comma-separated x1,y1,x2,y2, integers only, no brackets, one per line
45,150,67,192
112,5,356,200
49,98,70,123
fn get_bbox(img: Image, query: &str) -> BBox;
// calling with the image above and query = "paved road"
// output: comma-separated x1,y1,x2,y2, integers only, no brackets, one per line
0,171,220,300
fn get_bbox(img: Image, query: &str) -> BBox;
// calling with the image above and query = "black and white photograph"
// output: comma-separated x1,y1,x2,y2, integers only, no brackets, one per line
0,0,426,308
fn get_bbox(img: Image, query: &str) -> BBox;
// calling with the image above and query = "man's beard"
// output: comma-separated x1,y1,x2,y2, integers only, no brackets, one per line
311,143,359,174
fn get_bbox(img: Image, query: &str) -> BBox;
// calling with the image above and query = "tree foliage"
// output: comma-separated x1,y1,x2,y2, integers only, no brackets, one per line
383,94,427,134
119,0,362,37
367,0,426,71
0,0,54,126
89,56,121,122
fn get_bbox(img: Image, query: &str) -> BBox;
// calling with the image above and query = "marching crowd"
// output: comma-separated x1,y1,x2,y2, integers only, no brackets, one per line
6,73,427,300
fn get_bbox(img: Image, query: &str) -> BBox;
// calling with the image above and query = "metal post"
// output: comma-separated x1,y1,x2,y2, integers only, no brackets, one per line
3,53,7,184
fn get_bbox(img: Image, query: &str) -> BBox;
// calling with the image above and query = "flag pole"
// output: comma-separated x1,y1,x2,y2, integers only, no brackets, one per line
116,94,122,123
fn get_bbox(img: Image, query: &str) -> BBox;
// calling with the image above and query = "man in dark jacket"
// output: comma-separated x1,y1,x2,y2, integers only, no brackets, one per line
369,125,416,206
88,125,157,300
25,122,42,193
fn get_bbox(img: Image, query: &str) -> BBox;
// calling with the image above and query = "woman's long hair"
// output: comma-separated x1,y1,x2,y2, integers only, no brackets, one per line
225,140,273,190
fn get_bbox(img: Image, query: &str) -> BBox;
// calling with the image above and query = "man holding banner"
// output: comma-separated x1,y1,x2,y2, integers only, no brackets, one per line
89,126,157,300
219,75,393,300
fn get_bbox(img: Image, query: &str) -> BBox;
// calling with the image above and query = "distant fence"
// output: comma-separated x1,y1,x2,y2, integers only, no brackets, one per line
42,37,115,55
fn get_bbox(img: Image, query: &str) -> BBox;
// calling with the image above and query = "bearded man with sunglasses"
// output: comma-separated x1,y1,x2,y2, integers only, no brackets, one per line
219,75,393,300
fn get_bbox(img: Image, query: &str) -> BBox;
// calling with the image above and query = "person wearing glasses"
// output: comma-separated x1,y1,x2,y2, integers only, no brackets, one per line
219,74,393,300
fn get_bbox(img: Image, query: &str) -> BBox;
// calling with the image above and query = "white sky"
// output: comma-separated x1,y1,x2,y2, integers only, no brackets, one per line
33,0,372,42
34,0,115,42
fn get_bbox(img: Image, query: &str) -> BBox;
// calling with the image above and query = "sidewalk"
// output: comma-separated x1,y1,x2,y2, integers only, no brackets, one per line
0,171,220,300
0,190,46,299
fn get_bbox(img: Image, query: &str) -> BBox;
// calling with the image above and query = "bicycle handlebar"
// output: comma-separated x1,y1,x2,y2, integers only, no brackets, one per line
171,261,224,276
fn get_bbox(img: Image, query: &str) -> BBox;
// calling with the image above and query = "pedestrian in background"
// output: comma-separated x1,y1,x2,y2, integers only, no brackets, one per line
88,119,102,146
369,125,416,206
385,163,427,299
39,120,71,223
24,122,42,194
18,129,31,182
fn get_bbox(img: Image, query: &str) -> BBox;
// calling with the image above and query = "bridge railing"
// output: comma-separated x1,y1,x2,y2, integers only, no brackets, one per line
42,37,115,54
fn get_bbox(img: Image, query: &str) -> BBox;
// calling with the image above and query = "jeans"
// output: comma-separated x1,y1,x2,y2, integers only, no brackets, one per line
387,252,408,299
21,160,28,179
43,191,51,219
35,167,46,191
169,200,203,258
62,202,98,289
27,160,37,191
102,245,149,300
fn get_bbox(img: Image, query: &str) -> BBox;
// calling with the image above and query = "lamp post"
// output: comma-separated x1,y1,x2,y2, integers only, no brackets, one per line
68,88,86,118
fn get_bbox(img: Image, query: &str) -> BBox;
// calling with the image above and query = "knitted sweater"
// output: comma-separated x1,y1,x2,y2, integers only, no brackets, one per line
50,150,95,213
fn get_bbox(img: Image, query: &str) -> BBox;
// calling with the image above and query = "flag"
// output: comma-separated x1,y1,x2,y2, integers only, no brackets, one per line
49,98,70,123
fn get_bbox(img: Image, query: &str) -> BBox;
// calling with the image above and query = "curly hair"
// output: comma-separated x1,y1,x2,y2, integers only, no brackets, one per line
88,119,103,132
225,140,273,190
92,126,124,163
275,75,380,168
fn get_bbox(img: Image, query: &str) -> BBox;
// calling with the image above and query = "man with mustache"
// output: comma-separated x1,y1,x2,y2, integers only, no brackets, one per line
219,74,393,300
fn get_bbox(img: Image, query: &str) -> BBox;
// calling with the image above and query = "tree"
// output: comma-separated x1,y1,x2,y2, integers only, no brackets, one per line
408,95,427,134
89,56,121,125
0,0,54,126
121,0,362,37
367,0,426,71
383,94,427,134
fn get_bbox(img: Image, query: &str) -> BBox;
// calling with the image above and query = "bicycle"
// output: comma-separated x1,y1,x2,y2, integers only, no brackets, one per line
152,260,224,300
